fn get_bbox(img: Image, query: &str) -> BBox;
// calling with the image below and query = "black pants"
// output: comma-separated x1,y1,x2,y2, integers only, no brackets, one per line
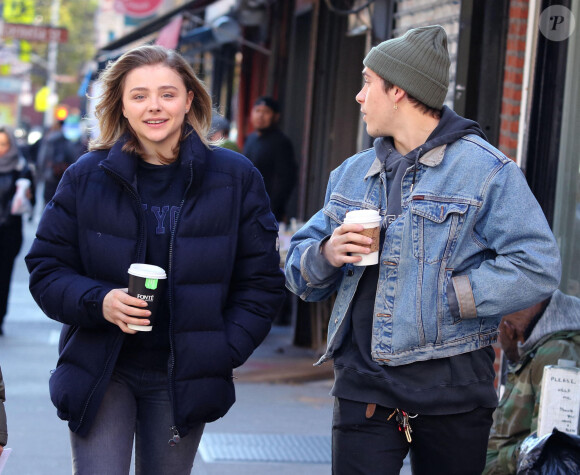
332,398,494,475
0,223,23,329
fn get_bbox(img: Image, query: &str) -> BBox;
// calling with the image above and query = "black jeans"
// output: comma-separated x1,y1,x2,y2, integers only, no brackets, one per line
332,398,494,475
0,223,23,329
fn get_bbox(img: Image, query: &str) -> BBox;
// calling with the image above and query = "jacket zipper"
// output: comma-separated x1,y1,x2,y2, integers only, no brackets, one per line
167,160,195,446
101,165,146,259
75,332,123,432
73,166,146,433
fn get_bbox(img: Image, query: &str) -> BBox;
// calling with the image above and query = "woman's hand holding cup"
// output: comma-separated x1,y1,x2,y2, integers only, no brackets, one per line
103,288,151,334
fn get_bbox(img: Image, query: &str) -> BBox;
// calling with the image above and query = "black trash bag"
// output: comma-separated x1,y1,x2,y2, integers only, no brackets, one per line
516,428,580,474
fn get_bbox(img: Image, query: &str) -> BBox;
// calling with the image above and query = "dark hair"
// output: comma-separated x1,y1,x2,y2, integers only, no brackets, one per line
254,96,280,114
211,114,230,133
382,78,441,119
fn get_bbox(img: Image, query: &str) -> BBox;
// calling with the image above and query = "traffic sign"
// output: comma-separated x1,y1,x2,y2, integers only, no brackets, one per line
1,23,68,43
3,0,35,24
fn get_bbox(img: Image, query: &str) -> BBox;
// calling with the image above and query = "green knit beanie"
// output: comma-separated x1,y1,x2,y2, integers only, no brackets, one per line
363,25,450,110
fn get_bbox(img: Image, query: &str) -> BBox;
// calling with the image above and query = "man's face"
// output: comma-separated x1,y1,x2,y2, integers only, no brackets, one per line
498,301,544,363
356,68,394,138
250,104,278,131
498,317,520,363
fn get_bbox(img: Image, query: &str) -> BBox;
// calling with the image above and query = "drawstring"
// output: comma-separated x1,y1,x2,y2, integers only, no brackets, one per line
410,148,422,192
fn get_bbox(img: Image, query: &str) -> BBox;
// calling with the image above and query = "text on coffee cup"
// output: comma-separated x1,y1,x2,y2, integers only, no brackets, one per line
137,294,155,301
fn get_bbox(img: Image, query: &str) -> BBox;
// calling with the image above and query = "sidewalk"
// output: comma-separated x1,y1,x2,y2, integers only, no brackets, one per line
2,213,412,475
234,325,334,384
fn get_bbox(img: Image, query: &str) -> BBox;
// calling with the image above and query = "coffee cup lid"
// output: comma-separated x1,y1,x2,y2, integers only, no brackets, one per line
343,209,381,224
128,263,167,279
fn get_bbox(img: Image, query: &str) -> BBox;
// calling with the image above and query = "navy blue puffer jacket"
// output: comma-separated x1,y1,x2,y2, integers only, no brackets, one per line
25,131,286,438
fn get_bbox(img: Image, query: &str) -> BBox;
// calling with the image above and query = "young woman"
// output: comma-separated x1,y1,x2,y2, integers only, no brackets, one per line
0,127,35,335
26,45,285,475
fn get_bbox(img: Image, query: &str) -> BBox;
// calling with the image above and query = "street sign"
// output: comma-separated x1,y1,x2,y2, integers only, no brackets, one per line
3,0,35,24
0,23,68,43
0,77,22,93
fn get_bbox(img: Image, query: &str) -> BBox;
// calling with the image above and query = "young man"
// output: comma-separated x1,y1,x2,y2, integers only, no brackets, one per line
285,25,561,474
37,119,77,206
484,291,580,475
243,96,297,223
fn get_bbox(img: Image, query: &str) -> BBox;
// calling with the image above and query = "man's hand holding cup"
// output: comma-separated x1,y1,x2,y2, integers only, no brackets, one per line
322,210,381,267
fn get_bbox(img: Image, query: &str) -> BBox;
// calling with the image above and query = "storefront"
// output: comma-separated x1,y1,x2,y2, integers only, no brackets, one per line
518,1,578,297
550,1,579,295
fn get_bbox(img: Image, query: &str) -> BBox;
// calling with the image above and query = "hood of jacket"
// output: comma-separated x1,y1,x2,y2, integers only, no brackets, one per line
371,105,487,174
419,105,487,153
519,290,580,357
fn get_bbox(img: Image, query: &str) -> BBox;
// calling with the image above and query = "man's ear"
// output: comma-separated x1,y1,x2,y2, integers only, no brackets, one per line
501,319,517,340
391,87,407,101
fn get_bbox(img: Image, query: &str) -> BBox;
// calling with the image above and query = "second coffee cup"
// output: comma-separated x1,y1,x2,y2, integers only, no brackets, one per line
127,263,167,331
343,209,382,266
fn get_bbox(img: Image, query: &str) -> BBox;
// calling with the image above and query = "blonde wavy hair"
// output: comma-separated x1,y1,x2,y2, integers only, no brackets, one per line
89,45,212,161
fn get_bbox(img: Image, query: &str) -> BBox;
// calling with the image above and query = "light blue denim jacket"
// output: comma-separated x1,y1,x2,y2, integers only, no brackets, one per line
285,134,561,366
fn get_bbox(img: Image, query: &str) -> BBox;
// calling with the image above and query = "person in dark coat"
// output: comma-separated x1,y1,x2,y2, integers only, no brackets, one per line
0,127,35,335
243,96,297,223
36,119,77,206
209,113,240,152
25,45,285,475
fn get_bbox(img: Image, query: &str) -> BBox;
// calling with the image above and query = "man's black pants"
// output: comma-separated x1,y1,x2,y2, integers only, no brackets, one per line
332,398,494,475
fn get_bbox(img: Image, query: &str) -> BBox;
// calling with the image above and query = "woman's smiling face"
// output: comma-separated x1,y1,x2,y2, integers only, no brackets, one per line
122,64,193,163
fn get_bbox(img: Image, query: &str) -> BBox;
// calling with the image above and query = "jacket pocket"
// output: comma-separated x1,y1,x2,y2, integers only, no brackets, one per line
411,199,469,263
324,197,376,233
253,212,279,253
58,324,79,353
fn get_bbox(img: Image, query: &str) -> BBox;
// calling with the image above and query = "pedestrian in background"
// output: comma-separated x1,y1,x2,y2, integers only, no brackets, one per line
285,25,561,475
484,290,580,474
0,127,35,336
37,119,77,206
0,365,7,455
243,96,297,224
26,45,285,475
209,113,240,152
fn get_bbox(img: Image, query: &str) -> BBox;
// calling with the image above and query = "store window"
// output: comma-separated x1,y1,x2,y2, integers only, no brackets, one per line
552,2,579,296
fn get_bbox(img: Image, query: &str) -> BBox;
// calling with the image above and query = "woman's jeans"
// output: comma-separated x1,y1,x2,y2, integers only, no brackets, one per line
332,398,494,475
70,362,205,475
0,222,22,330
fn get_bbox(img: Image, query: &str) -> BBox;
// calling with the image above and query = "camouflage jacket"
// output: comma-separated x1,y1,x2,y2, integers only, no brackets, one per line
484,290,580,474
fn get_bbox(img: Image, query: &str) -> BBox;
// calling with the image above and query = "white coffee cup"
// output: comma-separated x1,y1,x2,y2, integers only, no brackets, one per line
343,210,382,266
127,263,167,331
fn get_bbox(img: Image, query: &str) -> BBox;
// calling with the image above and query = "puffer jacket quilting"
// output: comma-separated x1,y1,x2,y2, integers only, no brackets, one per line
26,132,286,438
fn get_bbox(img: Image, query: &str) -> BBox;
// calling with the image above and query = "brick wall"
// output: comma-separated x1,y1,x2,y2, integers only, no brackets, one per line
494,0,531,390
498,0,529,161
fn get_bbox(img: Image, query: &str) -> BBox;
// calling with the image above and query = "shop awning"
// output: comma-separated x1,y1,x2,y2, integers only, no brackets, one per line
96,0,216,54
